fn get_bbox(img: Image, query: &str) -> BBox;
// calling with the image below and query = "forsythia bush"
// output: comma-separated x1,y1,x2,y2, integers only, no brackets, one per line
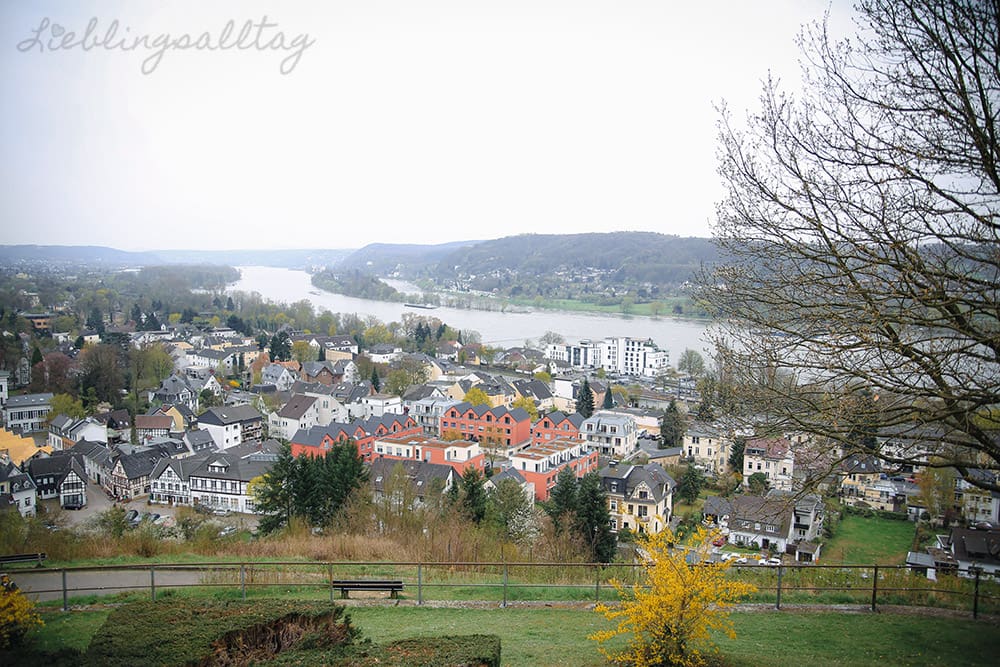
0,578,43,650
590,527,756,667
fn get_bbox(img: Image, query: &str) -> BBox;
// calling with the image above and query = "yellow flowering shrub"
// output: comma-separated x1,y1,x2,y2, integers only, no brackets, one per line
590,527,756,667
0,581,43,650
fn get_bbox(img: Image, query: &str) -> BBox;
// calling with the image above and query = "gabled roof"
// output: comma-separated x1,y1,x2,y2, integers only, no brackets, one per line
27,453,86,486
703,495,734,518
184,429,217,453
188,439,281,482
535,411,584,429
599,462,675,502
71,439,113,466
136,415,174,431
199,405,263,426
948,526,1000,566
277,394,318,420
730,495,794,535
49,414,74,431
513,379,553,401
370,458,452,493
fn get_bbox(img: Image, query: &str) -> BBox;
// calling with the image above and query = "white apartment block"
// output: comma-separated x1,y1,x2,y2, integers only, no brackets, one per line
580,411,639,458
546,337,669,378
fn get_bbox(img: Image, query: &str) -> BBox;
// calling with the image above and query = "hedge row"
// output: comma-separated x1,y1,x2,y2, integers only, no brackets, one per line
76,600,500,667
842,504,912,522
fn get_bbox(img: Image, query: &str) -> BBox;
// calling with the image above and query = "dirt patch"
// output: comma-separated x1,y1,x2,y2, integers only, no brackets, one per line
198,613,352,667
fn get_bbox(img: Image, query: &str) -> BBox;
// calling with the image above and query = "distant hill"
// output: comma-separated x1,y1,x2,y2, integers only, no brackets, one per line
434,232,719,285
154,249,354,268
0,246,354,269
333,233,719,287
0,245,161,265
336,240,482,275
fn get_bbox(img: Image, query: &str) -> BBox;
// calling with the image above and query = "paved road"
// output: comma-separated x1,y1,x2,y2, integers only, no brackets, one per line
11,565,216,603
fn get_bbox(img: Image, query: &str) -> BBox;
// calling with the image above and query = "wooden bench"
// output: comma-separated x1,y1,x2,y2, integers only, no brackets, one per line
0,552,46,567
330,579,404,599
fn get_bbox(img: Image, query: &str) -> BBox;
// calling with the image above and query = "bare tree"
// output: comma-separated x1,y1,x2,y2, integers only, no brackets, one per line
700,1,999,491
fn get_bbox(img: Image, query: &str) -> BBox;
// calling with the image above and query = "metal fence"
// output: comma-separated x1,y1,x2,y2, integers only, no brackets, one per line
10,560,999,618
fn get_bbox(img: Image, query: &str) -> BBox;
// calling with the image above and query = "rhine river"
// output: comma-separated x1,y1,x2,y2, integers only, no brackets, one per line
229,266,712,364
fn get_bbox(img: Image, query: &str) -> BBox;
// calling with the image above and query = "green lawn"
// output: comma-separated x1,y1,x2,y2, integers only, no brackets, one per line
822,514,917,564
20,605,1000,666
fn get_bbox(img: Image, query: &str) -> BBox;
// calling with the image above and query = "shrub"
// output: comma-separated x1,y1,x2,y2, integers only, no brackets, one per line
0,578,43,650
591,527,756,667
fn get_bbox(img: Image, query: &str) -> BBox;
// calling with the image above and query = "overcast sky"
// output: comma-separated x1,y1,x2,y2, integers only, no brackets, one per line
1,0,853,252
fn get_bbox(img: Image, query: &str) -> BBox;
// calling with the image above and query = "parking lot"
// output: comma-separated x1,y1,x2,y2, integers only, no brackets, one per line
41,481,258,532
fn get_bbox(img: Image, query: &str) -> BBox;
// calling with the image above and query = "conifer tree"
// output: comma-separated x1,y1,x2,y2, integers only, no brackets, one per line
370,367,381,392
574,472,616,563
576,378,595,418
546,467,579,533
660,400,684,448
602,387,614,410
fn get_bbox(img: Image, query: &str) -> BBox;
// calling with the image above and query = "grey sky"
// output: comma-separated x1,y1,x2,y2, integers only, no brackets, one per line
1,0,853,251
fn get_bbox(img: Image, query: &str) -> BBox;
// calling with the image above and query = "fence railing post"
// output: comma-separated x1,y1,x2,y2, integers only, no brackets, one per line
595,564,601,604
61,569,68,612
502,561,508,608
973,568,980,619
240,564,247,600
328,564,334,603
417,563,423,606
150,565,156,602
775,565,783,610
871,565,878,613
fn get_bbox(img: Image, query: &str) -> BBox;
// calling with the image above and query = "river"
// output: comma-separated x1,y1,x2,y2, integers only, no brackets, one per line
229,266,712,364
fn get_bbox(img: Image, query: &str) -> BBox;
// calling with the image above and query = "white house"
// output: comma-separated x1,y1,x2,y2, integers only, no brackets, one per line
580,411,639,458
198,405,264,450
361,393,404,418
2,392,53,433
188,440,281,514
0,460,37,517
269,394,321,441
260,363,298,391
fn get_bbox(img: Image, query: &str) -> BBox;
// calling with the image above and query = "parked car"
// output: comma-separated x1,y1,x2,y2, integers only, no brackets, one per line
712,536,726,547
124,509,139,523
767,557,782,566
218,526,237,538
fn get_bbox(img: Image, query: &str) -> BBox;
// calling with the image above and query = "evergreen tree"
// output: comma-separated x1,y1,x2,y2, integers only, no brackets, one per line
253,443,299,534
87,307,105,334
574,472,616,563
269,331,292,361
131,303,142,325
602,387,614,410
576,378,595,418
728,438,746,473
226,296,235,311
546,467,579,533
460,466,487,524
30,346,42,366
659,400,684,448
676,464,705,505
145,312,161,331
318,345,326,361
370,367,381,392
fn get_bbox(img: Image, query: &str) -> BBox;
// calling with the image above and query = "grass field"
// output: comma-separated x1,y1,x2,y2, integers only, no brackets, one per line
822,514,917,565
23,605,999,666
